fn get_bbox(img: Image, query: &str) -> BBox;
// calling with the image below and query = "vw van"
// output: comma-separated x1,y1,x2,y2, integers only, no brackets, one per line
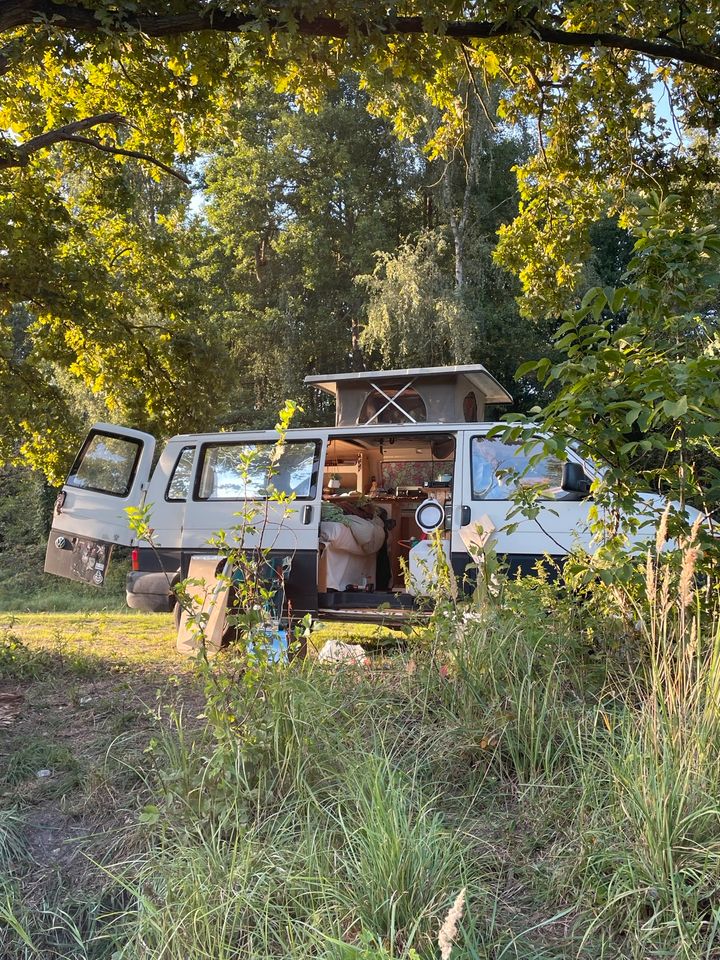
43,364,662,629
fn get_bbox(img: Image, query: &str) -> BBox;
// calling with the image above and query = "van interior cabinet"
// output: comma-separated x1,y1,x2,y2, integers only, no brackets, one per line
396,510,422,586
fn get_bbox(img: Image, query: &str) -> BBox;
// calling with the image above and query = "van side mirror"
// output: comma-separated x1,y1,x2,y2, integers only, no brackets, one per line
561,462,592,496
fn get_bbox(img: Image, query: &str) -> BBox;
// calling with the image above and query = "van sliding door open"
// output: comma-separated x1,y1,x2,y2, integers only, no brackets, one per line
44,424,156,585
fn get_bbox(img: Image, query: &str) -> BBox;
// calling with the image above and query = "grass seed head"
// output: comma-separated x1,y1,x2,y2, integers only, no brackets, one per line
438,887,466,960
679,546,699,609
655,503,671,555
645,549,655,604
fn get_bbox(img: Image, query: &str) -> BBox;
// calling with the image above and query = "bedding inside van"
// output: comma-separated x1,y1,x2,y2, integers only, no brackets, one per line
319,511,386,591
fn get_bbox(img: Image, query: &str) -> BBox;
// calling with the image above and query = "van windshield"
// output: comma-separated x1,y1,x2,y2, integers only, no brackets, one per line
196,440,319,501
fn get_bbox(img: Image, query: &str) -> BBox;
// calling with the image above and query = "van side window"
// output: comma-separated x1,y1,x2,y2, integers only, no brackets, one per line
196,441,319,501
471,437,563,500
165,446,196,502
66,431,142,498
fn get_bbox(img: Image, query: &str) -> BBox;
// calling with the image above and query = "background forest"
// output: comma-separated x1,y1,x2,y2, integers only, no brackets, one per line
3,78,633,451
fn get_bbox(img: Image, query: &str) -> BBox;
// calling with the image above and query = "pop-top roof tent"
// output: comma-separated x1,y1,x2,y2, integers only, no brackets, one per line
305,364,512,428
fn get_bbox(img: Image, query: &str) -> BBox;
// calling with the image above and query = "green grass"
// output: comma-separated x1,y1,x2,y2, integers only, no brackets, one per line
0,809,26,870
3,737,80,786
1,565,719,959
0,610,198,959
0,553,129,613
0,585,128,613
1,611,178,666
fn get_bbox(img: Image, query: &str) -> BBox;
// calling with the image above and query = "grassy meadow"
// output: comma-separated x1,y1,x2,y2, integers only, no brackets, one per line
0,549,718,959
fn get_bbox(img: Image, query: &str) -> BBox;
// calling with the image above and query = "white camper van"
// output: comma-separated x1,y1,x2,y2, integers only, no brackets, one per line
45,364,608,627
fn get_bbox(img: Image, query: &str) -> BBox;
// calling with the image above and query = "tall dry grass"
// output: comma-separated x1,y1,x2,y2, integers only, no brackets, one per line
571,520,720,957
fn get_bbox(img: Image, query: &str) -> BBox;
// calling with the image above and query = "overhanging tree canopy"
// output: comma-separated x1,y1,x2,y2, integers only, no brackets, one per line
2,1,720,477
3,1,720,72
3,1,720,313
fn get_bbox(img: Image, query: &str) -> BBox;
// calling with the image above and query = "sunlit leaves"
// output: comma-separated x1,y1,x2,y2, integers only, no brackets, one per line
3,2,720,320
505,193,720,525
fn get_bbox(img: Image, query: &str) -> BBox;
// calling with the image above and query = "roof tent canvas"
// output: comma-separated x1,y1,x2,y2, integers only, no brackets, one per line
305,364,512,427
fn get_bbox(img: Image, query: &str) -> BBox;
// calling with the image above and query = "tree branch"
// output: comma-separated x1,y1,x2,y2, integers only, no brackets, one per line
0,112,189,182
2,1,720,74
0,112,125,168
63,135,190,183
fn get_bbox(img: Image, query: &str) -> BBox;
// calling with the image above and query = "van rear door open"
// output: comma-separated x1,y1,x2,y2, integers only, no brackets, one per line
44,424,156,585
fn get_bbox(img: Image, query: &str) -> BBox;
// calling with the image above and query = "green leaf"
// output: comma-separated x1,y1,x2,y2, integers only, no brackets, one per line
662,396,688,418
625,406,641,426
139,804,162,825
611,287,627,313
515,359,540,378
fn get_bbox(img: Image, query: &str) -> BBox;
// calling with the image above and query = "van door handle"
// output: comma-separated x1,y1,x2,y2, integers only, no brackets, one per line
461,505,471,527
302,505,313,525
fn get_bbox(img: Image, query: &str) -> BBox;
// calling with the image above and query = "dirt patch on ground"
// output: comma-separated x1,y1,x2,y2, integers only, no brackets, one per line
0,688,25,727
1,613,203,906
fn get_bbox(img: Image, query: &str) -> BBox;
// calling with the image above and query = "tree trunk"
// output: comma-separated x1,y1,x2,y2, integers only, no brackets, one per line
350,312,365,371
442,95,484,297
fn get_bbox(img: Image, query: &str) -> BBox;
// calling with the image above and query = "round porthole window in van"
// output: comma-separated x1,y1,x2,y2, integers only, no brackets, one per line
415,498,445,532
